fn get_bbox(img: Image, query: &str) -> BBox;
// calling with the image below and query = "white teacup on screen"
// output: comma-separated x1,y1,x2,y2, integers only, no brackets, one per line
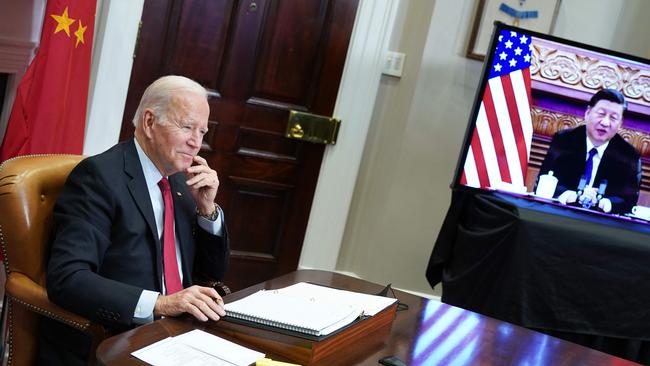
535,171,558,199
632,205,650,220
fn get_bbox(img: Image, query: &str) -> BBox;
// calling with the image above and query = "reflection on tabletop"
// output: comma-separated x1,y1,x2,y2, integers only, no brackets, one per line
409,300,637,366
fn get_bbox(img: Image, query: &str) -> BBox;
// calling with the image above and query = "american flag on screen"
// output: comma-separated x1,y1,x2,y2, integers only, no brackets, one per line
461,29,533,189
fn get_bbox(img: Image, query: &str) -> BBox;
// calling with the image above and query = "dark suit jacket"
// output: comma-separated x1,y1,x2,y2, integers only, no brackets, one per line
40,139,229,364
538,125,641,214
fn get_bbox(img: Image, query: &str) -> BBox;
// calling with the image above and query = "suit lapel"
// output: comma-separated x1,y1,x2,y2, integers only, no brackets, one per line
595,135,619,185
573,126,589,183
124,139,163,290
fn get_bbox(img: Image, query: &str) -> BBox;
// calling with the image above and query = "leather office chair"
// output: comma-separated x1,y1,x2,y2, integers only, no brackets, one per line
0,155,107,366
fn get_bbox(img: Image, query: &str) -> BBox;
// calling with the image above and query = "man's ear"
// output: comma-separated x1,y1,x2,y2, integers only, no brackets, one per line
142,109,156,138
584,106,591,119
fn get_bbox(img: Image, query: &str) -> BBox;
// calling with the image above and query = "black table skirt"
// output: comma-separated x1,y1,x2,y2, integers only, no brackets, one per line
427,190,650,364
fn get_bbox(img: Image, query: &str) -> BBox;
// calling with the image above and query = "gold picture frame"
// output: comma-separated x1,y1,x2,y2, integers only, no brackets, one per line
466,0,562,60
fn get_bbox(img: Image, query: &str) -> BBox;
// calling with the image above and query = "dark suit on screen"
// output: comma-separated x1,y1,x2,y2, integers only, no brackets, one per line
538,125,641,214
39,139,229,364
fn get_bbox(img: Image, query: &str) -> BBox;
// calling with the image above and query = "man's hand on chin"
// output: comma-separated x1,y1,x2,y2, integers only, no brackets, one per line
154,285,225,322
186,155,220,214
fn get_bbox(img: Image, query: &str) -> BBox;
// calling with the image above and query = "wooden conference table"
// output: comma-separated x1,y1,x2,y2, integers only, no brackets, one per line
97,270,638,365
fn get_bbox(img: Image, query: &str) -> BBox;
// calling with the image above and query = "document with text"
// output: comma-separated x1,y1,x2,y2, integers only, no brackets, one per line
131,329,264,366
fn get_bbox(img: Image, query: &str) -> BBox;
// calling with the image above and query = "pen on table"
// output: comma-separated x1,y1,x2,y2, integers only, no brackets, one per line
255,357,301,366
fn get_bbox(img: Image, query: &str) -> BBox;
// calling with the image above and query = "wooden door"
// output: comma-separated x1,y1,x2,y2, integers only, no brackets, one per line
119,0,359,290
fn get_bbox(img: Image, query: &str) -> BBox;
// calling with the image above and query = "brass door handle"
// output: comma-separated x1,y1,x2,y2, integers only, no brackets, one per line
285,110,341,145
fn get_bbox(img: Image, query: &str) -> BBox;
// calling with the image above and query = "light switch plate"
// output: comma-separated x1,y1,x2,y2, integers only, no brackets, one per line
382,51,405,77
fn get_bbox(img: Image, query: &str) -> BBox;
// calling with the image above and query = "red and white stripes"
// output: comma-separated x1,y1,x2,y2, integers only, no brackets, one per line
461,68,532,190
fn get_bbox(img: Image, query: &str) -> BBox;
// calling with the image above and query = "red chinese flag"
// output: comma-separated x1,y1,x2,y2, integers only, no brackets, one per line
0,0,96,161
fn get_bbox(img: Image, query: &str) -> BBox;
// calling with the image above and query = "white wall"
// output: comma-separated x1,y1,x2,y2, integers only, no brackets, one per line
553,0,649,59
549,0,650,59
553,0,622,50
612,0,650,59
0,0,44,40
83,0,143,155
337,0,480,296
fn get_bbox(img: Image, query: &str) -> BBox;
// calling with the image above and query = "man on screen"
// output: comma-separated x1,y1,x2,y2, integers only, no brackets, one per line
538,88,641,214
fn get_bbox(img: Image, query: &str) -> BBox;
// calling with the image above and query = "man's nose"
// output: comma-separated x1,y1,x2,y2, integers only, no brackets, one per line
600,115,612,126
188,130,202,148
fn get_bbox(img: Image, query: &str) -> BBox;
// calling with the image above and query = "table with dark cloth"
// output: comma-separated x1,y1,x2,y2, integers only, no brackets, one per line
427,190,650,364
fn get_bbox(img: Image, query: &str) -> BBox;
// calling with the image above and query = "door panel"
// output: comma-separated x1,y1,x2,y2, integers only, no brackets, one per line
121,0,359,290
253,1,328,105
168,0,234,87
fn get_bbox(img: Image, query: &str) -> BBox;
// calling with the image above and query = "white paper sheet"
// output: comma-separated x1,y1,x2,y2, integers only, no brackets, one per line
276,282,397,316
131,329,264,366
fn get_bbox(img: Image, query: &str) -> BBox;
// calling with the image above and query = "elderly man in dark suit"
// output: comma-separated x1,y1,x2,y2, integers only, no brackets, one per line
538,88,641,214
39,75,229,365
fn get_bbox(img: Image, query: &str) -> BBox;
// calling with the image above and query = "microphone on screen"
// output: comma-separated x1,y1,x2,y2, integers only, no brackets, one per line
577,175,586,196
576,175,596,209
576,175,588,207
597,179,608,201
595,179,609,211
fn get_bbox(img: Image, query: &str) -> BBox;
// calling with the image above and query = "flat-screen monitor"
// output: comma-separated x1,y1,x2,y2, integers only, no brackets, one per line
454,22,650,223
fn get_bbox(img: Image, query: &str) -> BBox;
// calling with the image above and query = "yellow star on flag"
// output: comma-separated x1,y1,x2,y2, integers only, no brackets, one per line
74,20,87,47
51,6,76,37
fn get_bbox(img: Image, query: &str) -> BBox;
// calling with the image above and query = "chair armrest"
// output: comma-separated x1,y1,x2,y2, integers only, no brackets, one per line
193,278,231,297
6,272,108,366
6,272,103,333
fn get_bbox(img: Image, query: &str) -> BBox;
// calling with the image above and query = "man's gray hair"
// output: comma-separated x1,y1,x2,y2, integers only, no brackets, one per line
132,75,207,128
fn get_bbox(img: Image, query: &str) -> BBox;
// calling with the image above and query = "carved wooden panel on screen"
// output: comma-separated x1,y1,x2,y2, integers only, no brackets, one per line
120,0,359,290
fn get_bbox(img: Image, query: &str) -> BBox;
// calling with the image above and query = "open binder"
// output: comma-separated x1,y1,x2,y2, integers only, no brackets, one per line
223,282,396,340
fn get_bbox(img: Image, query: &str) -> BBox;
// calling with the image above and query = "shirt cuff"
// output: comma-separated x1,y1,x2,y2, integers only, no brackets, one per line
197,206,224,235
133,289,159,324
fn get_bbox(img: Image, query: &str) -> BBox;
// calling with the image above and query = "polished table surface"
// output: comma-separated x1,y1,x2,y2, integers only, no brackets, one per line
97,270,639,365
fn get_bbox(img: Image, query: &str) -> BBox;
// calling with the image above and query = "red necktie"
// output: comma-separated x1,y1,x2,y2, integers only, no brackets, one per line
158,178,183,294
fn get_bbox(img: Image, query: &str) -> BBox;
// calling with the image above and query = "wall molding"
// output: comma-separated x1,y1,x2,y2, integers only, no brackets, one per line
531,37,650,115
0,36,37,142
0,37,36,74
531,107,581,137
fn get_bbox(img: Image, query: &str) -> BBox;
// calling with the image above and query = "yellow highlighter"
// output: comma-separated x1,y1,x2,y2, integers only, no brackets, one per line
255,358,302,366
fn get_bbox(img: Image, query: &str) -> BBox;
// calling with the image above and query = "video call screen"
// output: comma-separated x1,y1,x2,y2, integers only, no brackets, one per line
454,22,650,223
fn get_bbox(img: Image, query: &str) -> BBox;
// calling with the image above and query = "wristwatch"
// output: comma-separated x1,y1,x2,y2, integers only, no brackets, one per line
198,203,220,221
